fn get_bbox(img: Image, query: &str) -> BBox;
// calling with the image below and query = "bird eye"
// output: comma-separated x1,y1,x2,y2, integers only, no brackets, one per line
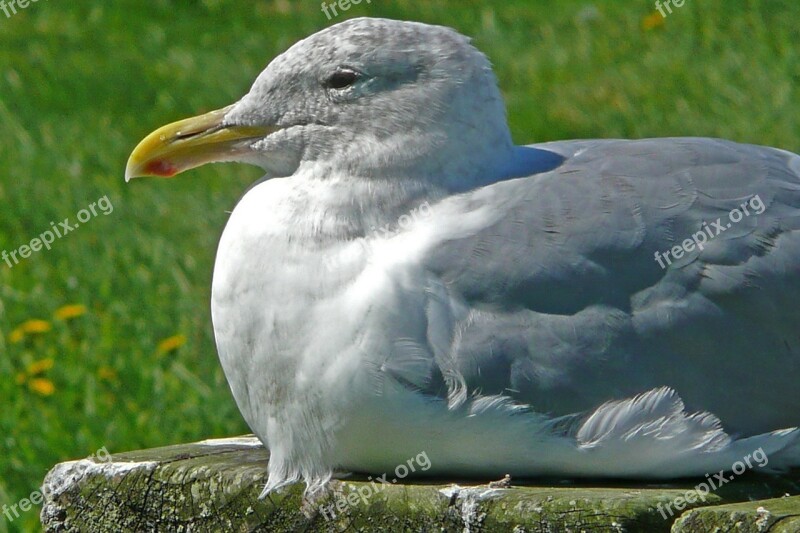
325,68,360,90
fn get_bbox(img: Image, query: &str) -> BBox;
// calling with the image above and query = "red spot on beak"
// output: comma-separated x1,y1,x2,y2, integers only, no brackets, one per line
145,160,179,177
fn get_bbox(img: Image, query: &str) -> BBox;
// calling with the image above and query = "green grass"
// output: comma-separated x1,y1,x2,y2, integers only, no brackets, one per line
0,1,798,530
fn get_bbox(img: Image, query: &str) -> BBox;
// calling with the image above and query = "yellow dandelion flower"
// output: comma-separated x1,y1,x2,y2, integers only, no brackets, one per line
26,358,55,375
29,378,55,396
54,304,88,321
97,366,117,381
9,319,51,342
157,334,187,354
15,372,27,385
21,319,52,334
9,328,25,343
642,11,665,31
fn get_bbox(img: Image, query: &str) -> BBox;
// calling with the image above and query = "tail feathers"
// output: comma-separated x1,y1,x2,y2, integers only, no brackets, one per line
257,386,800,494
758,431,800,473
575,386,728,450
548,386,800,478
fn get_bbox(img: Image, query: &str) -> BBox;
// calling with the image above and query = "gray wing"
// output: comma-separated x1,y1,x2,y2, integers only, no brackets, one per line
421,137,800,435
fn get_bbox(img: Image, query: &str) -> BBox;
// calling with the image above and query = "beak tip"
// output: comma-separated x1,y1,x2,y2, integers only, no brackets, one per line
124,158,179,182
124,157,142,183
124,162,136,183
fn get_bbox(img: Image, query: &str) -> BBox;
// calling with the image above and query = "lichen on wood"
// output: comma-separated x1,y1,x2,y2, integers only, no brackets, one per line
39,436,800,532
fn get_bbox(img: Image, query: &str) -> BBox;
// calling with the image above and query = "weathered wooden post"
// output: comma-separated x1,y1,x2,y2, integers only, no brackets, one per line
40,436,800,532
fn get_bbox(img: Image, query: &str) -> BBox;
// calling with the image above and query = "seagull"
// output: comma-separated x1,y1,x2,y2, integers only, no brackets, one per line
126,17,800,496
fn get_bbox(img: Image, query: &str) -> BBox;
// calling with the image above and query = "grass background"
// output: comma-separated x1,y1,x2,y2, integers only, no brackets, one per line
0,0,798,530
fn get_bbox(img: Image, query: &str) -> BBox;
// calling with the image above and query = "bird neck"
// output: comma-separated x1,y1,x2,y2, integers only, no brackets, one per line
285,171,446,243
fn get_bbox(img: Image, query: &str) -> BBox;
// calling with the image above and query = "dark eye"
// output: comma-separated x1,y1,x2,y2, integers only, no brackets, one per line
325,68,360,90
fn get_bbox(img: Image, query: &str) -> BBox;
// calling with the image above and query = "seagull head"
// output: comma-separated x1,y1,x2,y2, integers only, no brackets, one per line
125,18,513,186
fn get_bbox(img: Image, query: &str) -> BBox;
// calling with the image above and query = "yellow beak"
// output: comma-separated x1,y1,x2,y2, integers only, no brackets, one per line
125,105,278,181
